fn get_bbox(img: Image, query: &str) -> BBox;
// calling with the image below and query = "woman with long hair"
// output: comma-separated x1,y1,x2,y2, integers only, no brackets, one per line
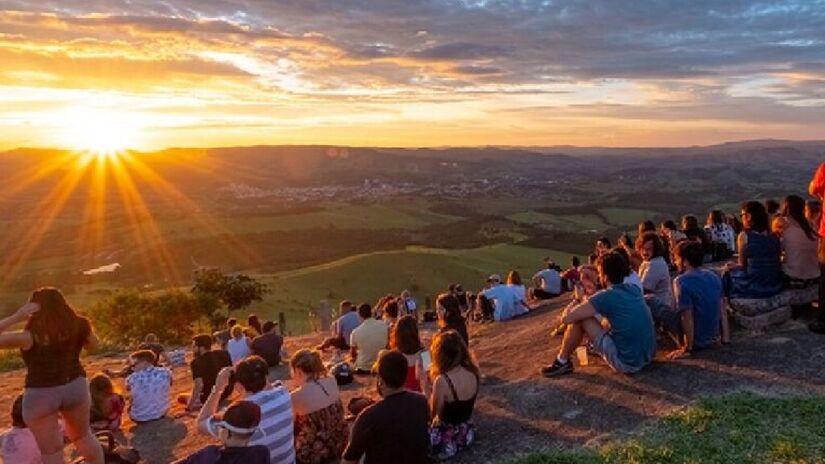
88,372,125,432
389,316,429,394
776,195,820,287
0,287,104,463
723,201,783,298
436,293,469,345
289,349,348,464
227,325,252,365
506,270,529,316
428,330,480,461
635,232,673,307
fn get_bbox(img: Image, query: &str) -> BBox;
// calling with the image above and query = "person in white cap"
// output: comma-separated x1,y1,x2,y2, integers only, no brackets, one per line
179,400,269,464
479,274,518,321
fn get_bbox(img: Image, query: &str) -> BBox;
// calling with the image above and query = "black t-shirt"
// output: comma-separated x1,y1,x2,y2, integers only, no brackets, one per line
138,342,165,363
174,444,270,464
190,350,233,403
343,391,431,464
251,332,283,367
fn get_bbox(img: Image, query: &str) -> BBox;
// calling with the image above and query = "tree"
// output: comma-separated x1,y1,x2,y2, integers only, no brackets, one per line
87,288,220,345
192,267,269,324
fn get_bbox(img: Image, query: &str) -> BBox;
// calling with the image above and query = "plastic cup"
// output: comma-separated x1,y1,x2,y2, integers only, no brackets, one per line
576,346,589,366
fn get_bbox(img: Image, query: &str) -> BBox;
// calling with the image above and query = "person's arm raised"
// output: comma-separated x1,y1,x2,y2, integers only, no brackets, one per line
561,301,597,325
0,302,39,350
196,366,232,435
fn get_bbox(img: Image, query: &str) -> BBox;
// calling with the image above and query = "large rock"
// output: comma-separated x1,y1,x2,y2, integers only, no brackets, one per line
733,305,791,331
729,284,818,316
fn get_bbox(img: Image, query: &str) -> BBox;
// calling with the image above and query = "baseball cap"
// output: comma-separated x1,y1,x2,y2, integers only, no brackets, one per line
487,274,501,283
212,400,261,435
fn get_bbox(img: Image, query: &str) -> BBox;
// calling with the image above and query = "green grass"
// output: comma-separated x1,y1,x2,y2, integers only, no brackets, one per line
504,392,825,464
242,244,573,334
598,207,662,227
508,211,608,232
160,202,457,237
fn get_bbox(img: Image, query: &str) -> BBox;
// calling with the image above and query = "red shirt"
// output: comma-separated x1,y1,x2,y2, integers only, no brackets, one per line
811,163,825,236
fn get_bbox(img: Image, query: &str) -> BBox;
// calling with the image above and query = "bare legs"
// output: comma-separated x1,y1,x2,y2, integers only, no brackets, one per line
558,317,606,361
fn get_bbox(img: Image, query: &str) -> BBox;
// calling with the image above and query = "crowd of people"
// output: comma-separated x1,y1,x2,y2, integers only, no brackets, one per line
0,162,823,463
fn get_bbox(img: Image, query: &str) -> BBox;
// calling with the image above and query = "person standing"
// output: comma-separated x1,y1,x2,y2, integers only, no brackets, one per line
0,288,104,464
808,162,825,334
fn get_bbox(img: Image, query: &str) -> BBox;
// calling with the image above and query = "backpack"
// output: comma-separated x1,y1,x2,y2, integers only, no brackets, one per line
331,361,354,386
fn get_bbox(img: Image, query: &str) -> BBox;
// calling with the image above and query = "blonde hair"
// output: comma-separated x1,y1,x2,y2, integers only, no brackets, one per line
290,349,327,380
230,325,244,340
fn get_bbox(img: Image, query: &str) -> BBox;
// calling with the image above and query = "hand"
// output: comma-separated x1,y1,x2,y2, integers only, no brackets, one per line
666,348,690,360
14,302,40,321
215,366,233,391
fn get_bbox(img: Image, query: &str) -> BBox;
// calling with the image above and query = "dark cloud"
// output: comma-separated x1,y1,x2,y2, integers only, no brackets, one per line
409,42,511,60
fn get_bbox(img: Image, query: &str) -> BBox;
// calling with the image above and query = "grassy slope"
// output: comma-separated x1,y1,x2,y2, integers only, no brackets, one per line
242,244,574,333
506,393,825,464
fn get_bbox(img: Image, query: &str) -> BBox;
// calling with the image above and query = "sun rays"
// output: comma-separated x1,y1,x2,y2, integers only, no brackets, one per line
0,148,251,291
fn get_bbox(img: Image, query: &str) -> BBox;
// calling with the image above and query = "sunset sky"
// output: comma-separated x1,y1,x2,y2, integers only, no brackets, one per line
1,0,824,150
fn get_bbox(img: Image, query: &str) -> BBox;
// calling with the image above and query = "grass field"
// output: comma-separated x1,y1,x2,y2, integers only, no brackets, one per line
508,211,608,232
505,392,825,464
598,207,662,226
241,243,574,334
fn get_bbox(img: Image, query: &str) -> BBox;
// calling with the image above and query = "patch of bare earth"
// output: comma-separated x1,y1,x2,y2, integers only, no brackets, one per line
2,296,825,463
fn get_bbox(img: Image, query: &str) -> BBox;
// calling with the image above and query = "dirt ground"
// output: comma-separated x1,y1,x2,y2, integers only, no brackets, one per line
2,297,825,463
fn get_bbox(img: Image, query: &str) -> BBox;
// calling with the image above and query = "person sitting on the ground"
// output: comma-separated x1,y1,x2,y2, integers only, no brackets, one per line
723,201,784,299
506,270,530,316
594,237,612,256
705,210,736,261
289,350,348,464
317,301,359,351
178,400,270,464
180,334,233,412
342,350,430,464
614,247,644,292
561,256,581,292
550,265,600,337
807,162,825,334
399,290,418,321
89,372,125,432
350,303,388,374
0,288,104,464
660,220,687,256
453,284,470,313
199,356,296,464
389,316,430,394
251,321,284,368
227,325,252,366
429,330,480,461
588,253,599,266
105,332,171,378
618,233,643,271
636,232,674,307
214,318,237,351
637,220,656,236
126,349,172,423
437,292,469,345
656,240,728,359
247,314,263,337
682,215,713,262
542,250,656,377
481,274,519,321
0,394,41,464
530,259,562,300
774,195,820,289
381,298,400,330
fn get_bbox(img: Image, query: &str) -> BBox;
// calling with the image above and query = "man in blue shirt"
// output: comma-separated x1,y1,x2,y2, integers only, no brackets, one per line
666,240,727,359
317,301,360,351
542,249,656,377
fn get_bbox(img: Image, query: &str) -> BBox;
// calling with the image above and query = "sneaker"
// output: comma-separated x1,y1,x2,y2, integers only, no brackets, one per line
808,321,825,335
541,359,574,378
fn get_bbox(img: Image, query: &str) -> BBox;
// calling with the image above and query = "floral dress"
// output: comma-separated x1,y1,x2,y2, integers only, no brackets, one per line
294,400,348,464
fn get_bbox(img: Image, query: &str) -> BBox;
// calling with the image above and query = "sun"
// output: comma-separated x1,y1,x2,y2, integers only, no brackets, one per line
57,107,143,156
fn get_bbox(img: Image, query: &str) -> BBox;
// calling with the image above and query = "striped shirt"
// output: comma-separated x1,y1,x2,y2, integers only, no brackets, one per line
207,386,296,464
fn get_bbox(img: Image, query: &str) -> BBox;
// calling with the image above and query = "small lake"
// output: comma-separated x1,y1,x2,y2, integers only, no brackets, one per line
83,263,121,275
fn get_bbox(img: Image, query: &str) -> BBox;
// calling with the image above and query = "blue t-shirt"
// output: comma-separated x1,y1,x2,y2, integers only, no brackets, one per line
673,268,723,349
336,311,362,341
589,283,656,371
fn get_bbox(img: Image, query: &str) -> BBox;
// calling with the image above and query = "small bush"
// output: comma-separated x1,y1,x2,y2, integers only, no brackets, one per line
87,288,220,345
